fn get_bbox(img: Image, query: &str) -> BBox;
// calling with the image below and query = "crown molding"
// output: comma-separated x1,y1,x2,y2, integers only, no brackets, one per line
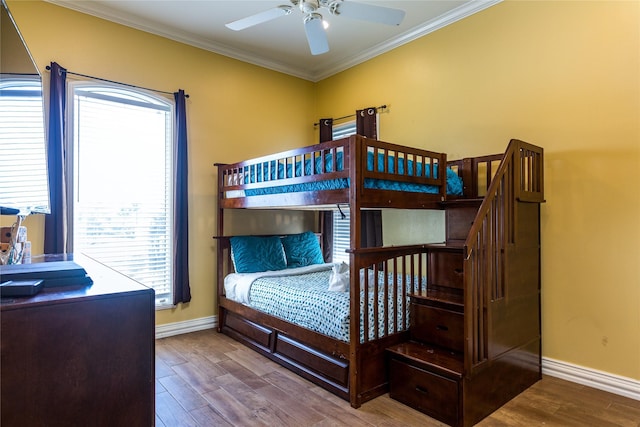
45,0,501,82
313,0,501,81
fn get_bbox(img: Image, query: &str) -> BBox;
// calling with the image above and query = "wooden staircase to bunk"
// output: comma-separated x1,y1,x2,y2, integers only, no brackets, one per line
386,139,545,427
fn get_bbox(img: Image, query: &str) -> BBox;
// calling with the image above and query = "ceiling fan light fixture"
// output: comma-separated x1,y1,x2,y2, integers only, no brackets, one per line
327,1,341,16
300,0,320,14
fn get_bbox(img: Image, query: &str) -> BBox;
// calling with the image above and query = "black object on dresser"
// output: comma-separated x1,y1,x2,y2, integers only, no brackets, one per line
0,254,155,427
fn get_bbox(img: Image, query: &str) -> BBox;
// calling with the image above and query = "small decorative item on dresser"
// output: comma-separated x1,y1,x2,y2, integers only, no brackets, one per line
0,206,28,265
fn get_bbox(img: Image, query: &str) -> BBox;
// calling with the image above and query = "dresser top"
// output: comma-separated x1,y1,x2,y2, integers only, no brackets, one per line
1,253,153,310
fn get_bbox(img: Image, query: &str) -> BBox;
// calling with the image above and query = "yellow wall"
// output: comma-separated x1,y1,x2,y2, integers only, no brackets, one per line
7,0,640,382
1,4,35,73
317,0,640,381
6,0,317,327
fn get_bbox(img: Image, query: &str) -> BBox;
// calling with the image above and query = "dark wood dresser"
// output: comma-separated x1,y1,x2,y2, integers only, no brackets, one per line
0,254,155,427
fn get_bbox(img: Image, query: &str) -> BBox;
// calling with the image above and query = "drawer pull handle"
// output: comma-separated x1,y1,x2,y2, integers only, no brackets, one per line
436,324,449,331
454,268,463,275
415,385,429,395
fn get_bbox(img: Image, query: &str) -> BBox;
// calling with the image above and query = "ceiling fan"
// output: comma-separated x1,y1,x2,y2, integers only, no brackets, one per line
225,0,406,56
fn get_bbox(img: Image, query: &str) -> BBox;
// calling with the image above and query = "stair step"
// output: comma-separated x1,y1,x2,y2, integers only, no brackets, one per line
386,341,463,379
441,197,483,208
424,243,464,251
411,286,463,309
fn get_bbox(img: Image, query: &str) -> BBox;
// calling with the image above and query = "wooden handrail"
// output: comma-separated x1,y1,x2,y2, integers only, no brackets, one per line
462,139,544,376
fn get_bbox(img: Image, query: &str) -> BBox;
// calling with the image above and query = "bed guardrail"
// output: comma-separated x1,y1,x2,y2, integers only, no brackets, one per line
215,135,448,208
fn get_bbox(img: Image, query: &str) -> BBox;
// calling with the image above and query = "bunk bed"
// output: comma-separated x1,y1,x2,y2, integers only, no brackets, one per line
214,135,544,426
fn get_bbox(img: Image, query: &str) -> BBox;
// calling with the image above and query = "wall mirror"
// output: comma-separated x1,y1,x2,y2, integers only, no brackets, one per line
0,0,50,215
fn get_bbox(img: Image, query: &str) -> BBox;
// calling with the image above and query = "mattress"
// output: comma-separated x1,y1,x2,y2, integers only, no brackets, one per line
224,263,426,343
226,150,464,197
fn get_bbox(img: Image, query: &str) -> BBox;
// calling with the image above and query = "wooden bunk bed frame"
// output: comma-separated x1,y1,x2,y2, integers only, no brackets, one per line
214,135,544,425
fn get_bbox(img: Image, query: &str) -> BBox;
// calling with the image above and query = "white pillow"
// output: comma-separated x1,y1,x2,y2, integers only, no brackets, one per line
328,262,349,292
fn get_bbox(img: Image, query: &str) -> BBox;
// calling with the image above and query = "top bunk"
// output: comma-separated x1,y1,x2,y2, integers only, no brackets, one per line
216,134,467,210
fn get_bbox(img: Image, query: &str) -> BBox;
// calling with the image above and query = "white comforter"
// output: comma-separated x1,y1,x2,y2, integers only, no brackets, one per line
224,263,337,304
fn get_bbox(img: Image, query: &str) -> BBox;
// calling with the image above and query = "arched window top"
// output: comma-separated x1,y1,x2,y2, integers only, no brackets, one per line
0,76,42,92
72,82,171,111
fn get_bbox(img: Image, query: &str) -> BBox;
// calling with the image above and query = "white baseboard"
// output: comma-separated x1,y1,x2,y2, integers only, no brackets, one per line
154,320,639,402
542,357,640,401
155,315,217,339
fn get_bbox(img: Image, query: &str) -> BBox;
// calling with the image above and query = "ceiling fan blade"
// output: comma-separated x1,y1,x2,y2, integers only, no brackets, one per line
226,5,292,31
332,1,405,26
304,14,329,55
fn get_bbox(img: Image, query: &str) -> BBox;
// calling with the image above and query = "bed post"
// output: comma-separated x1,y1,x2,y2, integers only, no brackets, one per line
214,163,227,333
348,135,364,408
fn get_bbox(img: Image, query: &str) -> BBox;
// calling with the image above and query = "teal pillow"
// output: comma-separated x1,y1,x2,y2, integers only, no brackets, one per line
230,236,287,273
281,231,325,268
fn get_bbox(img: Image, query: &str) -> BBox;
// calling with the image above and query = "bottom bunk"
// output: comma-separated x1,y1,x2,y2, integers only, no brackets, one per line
216,235,430,407
219,300,409,404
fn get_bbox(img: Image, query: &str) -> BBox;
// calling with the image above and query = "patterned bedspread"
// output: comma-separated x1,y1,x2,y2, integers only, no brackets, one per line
225,266,426,343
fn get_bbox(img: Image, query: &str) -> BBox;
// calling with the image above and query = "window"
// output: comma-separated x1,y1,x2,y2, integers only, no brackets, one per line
332,120,356,140
0,77,49,213
331,121,356,263
332,207,350,264
67,83,174,306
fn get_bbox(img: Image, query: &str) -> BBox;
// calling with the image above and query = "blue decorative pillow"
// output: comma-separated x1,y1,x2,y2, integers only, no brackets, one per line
281,231,325,268
230,236,287,273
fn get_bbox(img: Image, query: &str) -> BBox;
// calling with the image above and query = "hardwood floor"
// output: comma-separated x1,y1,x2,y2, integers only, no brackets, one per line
155,329,640,427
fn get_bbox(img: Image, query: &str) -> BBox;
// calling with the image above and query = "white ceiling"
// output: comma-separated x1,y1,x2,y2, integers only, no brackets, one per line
46,0,500,82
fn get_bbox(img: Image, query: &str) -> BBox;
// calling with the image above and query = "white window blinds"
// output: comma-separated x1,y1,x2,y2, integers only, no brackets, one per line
69,84,174,306
332,120,356,140
331,121,356,263
332,207,351,264
0,78,49,213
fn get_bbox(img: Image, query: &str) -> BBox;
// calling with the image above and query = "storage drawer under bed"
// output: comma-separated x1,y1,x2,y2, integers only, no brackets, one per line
221,310,349,390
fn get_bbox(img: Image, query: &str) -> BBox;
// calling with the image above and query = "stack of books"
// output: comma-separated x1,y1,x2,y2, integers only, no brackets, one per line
0,261,93,297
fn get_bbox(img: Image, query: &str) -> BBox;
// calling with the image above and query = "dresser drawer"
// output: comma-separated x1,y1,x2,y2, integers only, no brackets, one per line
429,250,464,289
411,304,464,352
389,358,459,426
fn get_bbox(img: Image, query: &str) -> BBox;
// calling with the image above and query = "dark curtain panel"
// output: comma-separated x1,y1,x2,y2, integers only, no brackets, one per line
321,210,333,262
44,62,67,254
356,107,377,139
361,210,383,248
173,89,191,304
319,118,333,143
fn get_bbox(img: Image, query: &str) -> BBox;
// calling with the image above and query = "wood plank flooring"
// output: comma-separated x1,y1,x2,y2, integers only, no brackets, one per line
156,329,640,426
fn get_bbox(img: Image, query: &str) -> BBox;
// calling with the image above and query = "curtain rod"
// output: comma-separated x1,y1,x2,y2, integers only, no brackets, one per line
314,104,387,127
45,65,189,98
